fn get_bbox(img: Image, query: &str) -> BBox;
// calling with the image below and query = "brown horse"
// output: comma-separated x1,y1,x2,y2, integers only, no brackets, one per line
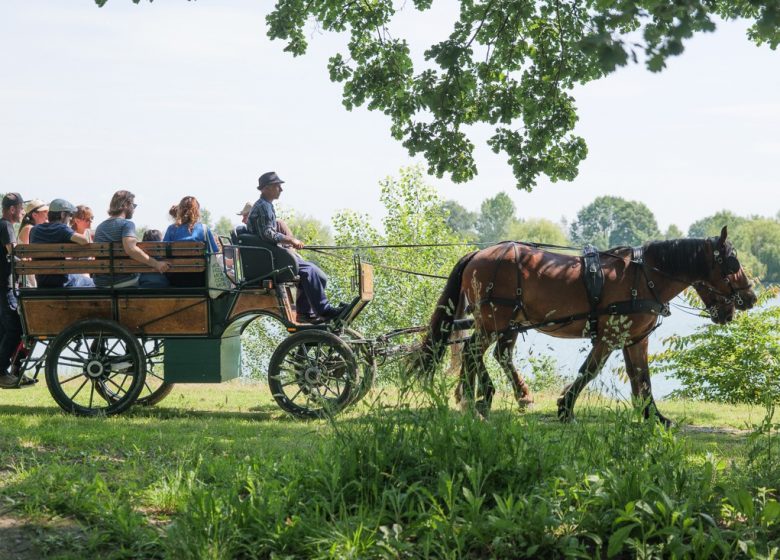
419,227,757,425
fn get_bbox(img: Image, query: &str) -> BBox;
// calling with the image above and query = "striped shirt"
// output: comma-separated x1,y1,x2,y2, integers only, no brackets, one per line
247,197,284,244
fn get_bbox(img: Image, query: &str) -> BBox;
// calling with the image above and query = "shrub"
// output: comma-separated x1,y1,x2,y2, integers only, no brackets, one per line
652,289,780,404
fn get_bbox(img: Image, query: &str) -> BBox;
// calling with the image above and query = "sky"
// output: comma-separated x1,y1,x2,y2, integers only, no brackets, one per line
1,1,779,235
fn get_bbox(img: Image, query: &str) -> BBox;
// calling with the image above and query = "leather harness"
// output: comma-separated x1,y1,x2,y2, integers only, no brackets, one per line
475,242,671,343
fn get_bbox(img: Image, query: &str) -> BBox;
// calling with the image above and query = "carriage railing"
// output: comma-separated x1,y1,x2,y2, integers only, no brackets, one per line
13,241,208,280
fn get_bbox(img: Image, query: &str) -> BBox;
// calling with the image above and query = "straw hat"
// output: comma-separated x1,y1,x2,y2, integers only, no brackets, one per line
236,202,253,216
24,199,48,214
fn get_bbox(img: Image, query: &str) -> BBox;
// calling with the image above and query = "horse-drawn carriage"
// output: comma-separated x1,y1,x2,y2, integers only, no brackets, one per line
10,236,376,419
10,227,759,426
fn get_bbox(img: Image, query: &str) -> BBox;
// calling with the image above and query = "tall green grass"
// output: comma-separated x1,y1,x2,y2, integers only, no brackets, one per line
2,383,779,559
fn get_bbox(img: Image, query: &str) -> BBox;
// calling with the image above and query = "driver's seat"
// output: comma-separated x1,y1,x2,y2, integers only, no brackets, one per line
235,233,299,285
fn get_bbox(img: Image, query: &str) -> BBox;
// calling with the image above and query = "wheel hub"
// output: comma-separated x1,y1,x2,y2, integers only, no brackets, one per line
85,360,105,379
303,366,322,385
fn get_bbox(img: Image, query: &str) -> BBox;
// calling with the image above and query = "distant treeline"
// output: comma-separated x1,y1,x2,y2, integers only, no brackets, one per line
442,194,780,283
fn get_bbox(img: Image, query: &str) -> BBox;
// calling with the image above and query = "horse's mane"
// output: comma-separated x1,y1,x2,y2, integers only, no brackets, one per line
642,238,709,278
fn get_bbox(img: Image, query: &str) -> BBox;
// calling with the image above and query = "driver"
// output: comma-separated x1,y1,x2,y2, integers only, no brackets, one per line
247,171,345,323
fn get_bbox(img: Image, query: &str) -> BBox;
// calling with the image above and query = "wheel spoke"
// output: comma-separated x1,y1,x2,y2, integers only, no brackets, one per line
59,372,87,385
88,381,95,408
322,383,340,398
56,355,87,367
105,375,128,395
69,377,89,401
105,337,122,357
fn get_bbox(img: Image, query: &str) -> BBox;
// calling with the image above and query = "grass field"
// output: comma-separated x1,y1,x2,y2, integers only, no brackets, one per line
1,381,779,559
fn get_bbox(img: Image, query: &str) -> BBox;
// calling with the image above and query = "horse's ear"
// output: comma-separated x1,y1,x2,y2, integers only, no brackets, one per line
719,226,728,245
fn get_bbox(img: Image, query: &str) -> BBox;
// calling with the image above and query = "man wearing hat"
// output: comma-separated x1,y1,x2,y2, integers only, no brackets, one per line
29,198,94,288
248,172,345,322
0,193,27,387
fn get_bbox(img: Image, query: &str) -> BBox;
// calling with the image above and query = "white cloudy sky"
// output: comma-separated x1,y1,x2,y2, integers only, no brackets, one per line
1,1,778,234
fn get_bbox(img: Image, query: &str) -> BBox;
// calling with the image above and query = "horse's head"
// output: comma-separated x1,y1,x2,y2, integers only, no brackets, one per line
694,226,757,324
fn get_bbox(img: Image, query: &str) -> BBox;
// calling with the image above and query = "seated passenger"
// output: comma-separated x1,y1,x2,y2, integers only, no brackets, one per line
93,190,170,288
163,196,218,287
138,230,170,288
247,171,345,323
29,199,94,288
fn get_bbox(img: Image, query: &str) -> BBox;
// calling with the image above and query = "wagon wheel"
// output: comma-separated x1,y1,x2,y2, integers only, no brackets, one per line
268,330,356,419
92,338,173,406
135,339,174,406
45,319,146,416
342,328,376,405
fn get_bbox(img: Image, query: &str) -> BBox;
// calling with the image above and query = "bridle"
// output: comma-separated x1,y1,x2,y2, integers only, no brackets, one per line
692,237,753,310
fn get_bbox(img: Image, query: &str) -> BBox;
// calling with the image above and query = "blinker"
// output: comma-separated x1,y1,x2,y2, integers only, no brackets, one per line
724,255,740,275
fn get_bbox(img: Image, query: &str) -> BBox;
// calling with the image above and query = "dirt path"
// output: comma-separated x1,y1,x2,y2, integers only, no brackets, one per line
0,515,42,560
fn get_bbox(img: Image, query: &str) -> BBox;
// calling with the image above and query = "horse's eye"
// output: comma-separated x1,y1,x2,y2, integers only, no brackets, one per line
725,255,740,274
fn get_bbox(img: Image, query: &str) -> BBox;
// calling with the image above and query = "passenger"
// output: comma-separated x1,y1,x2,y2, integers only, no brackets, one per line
233,201,252,238
0,193,28,388
93,190,170,288
138,230,170,288
70,205,95,242
68,205,96,286
29,199,94,288
17,199,49,288
248,171,345,323
163,196,218,287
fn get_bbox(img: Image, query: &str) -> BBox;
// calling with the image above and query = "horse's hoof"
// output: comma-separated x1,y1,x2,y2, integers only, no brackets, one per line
475,399,491,418
516,396,534,411
557,406,574,423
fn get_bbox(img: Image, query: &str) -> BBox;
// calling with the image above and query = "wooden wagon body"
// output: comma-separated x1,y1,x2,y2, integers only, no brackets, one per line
11,239,375,418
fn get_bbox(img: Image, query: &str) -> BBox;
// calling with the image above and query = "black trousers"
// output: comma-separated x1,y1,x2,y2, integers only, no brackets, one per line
0,288,22,374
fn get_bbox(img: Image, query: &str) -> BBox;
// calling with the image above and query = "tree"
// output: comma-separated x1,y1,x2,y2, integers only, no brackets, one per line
214,216,234,238
732,218,780,283
99,1,780,190
442,200,477,239
507,218,569,246
200,207,213,229
688,210,746,238
263,1,780,190
475,192,517,243
282,213,333,246
664,224,684,239
686,211,779,281
570,196,660,248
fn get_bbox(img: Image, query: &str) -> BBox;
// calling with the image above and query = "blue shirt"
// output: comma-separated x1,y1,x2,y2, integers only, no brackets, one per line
163,222,218,252
247,198,283,244
30,222,77,288
93,217,138,287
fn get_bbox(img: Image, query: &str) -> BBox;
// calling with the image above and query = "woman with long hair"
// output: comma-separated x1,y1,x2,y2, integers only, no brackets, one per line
163,196,218,287
18,199,49,287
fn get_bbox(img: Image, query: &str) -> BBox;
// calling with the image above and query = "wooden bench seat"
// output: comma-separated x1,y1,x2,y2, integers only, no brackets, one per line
13,241,206,276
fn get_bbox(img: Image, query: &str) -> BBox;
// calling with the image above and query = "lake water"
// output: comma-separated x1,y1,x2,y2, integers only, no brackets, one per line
513,295,778,400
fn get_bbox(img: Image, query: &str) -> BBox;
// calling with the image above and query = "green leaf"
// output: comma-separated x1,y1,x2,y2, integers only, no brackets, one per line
608,524,637,558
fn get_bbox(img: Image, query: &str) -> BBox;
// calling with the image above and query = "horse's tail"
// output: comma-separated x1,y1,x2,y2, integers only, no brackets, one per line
417,250,479,377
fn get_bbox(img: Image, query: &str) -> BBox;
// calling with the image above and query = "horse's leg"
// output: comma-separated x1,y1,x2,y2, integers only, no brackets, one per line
459,335,493,417
557,341,612,422
473,335,495,418
493,332,533,409
456,336,478,411
623,339,672,427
